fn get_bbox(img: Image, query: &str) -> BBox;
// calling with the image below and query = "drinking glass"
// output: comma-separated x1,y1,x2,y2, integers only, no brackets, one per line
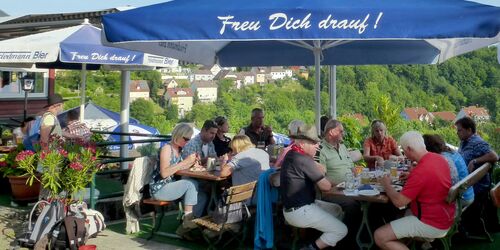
375,161,384,178
390,166,398,180
345,173,356,192
360,169,370,185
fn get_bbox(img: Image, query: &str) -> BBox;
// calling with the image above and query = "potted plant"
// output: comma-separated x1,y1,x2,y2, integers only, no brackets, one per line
16,135,102,201
0,145,41,202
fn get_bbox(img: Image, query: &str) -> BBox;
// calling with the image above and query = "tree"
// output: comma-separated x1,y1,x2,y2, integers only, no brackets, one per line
130,98,156,125
165,104,179,121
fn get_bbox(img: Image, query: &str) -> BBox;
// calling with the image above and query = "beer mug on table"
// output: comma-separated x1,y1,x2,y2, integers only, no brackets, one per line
206,157,216,171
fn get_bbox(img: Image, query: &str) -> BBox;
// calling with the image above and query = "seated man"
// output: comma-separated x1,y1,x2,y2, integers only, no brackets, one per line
181,120,218,217
375,131,455,250
181,119,218,164
280,124,347,249
319,119,360,248
239,108,275,147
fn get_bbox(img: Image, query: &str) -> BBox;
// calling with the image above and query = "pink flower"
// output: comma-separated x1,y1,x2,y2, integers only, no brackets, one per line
39,151,48,160
15,150,35,162
58,149,68,157
69,162,83,171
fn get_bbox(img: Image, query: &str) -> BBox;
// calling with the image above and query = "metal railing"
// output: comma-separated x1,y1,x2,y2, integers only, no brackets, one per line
89,130,170,209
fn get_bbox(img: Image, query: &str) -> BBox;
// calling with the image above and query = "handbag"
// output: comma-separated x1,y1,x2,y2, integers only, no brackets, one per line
211,192,251,224
68,202,106,238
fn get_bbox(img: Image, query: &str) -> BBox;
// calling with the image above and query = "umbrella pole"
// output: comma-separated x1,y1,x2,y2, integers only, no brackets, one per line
329,65,337,119
79,63,87,122
120,70,131,169
313,41,322,134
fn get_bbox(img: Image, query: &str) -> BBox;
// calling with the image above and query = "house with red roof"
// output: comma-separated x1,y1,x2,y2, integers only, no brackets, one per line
400,107,433,123
455,106,490,123
430,111,456,123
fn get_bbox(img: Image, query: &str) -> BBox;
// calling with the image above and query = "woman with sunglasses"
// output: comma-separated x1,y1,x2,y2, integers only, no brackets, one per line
149,123,200,237
213,116,232,157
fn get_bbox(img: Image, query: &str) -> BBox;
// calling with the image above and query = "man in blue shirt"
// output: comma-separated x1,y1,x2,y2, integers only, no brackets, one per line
455,117,498,234
181,120,218,164
455,117,498,194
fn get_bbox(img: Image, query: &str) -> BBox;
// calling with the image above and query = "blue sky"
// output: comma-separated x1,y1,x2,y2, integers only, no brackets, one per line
1,0,499,16
1,0,166,16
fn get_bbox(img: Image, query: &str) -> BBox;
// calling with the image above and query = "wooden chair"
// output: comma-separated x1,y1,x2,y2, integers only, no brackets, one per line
440,163,493,248
192,181,257,249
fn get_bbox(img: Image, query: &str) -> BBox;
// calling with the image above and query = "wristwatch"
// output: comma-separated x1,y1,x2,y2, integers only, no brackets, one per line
472,159,477,164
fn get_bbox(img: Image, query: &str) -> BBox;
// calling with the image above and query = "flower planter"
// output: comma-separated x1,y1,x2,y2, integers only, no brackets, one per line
8,175,41,202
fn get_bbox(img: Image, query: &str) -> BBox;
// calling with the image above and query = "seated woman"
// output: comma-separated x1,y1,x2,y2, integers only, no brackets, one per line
213,116,231,157
423,134,474,206
363,120,403,169
219,135,270,187
149,123,199,236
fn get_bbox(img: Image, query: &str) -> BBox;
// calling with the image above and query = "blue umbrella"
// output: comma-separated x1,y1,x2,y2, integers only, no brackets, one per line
107,123,160,151
102,0,500,131
58,102,140,128
0,21,177,167
58,102,159,150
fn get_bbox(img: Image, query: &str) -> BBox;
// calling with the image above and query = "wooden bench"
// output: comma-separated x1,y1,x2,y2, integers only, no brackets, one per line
491,181,500,208
142,198,182,239
441,163,493,248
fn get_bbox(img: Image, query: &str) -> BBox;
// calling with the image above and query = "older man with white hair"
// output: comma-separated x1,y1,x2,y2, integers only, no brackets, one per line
374,131,455,250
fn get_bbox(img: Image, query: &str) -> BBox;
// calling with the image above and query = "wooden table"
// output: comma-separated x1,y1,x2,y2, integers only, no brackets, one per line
176,169,228,212
176,169,227,181
322,187,390,250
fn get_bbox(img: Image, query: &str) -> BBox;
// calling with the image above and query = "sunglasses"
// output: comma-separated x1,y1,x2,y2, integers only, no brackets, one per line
183,136,191,142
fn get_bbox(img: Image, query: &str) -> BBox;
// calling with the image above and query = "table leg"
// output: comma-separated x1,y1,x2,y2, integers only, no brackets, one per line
356,201,374,250
207,182,218,212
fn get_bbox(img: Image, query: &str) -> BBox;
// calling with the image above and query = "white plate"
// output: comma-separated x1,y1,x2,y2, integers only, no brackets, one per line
358,189,380,196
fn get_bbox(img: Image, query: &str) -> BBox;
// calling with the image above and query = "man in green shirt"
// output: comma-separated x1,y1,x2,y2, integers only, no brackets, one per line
319,119,354,184
319,119,359,249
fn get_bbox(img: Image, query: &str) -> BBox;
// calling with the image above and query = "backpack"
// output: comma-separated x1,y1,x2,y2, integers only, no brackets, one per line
17,200,65,248
48,216,87,250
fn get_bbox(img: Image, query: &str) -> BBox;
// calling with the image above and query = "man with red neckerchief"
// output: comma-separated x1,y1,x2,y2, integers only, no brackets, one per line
280,124,347,250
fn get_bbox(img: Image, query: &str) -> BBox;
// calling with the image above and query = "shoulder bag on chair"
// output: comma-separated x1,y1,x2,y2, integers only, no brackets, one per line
211,193,251,224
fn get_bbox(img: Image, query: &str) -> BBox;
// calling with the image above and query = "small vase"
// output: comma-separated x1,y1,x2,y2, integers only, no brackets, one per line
8,175,41,202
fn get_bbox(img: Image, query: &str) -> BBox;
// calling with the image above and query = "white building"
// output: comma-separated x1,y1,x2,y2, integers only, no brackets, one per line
189,69,214,82
192,80,218,103
129,80,150,102
269,66,293,80
166,88,194,118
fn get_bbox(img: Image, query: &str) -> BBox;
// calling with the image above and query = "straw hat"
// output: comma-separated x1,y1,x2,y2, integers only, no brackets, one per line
289,124,320,143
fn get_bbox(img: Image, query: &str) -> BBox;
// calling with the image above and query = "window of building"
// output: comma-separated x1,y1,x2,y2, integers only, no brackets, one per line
0,69,48,98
